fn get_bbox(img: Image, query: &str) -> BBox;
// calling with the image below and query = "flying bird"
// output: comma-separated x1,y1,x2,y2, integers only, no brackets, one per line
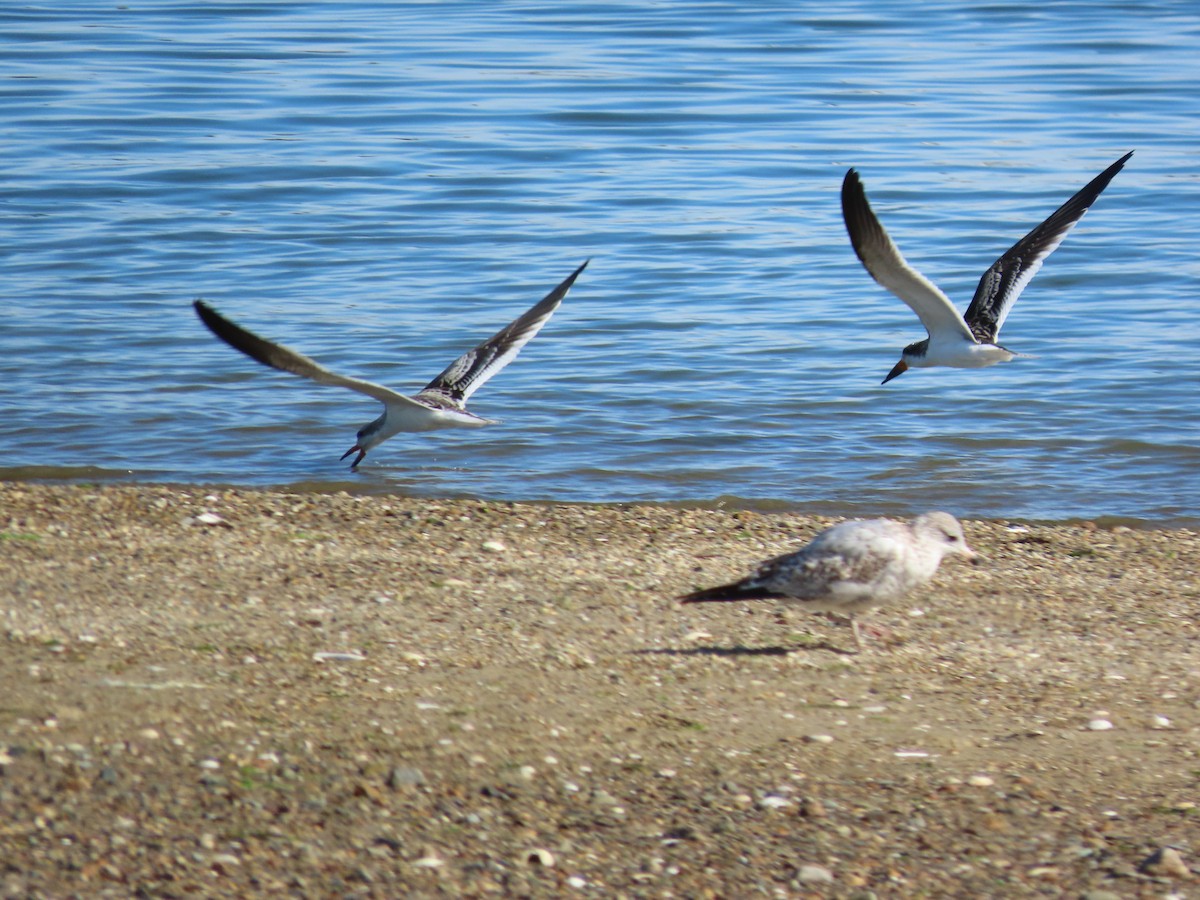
680,512,974,651
842,152,1132,383
194,260,587,468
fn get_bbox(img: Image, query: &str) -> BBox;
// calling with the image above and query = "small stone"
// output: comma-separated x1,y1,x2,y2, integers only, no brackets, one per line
525,848,555,867
312,651,366,662
805,734,835,744
967,775,995,787
797,864,833,883
387,767,425,788
760,795,790,809
1087,718,1114,731
800,797,826,818
1151,714,1172,729
1140,846,1189,878
189,512,231,528
482,540,506,553
566,876,587,888
198,759,220,770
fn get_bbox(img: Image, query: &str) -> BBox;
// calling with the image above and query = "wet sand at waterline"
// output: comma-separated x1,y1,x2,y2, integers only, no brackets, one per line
2,483,1198,895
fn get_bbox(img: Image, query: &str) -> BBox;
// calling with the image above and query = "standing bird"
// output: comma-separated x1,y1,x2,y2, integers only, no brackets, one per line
842,153,1132,384
679,512,974,651
194,260,587,468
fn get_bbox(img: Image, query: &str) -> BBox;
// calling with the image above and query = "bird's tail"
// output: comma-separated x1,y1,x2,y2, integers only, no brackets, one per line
679,581,780,604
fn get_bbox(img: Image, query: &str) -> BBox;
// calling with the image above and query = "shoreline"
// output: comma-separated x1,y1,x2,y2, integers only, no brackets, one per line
3,482,1199,894
2,474,1194,530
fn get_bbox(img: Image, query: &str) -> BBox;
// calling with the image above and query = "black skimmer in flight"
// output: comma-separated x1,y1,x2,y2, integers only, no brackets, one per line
194,260,587,468
842,153,1132,383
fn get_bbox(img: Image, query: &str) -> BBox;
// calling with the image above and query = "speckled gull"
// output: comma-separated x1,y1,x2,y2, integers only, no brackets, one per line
842,153,1132,384
193,260,587,468
679,512,975,651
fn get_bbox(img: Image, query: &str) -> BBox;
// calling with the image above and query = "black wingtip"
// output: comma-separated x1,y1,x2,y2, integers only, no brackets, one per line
193,299,224,333
565,258,589,284
679,582,777,604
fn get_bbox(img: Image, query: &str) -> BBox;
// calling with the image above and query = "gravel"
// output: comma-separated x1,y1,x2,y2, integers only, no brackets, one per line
2,482,1199,896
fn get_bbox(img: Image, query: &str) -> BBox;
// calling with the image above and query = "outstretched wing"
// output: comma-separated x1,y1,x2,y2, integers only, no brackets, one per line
842,168,975,343
193,300,425,409
963,151,1132,343
416,259,587,409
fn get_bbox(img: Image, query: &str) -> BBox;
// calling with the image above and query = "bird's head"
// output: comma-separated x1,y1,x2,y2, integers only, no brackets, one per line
917,511,976,560
340,415,387,469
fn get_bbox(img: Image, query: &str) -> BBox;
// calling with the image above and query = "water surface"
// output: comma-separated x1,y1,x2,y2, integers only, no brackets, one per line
2,2,1198,523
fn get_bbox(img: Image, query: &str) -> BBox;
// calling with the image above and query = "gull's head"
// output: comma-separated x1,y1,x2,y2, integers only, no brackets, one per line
341,415,387,469
915,511,975,560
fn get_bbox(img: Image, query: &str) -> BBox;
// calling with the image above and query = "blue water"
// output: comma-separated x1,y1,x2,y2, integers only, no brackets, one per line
2,1,1198,523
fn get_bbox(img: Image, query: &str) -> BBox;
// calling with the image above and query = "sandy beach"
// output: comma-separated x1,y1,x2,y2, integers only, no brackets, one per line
2,482,1199,896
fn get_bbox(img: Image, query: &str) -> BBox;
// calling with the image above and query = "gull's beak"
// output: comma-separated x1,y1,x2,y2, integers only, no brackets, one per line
340,445,366,468
882,359,908,384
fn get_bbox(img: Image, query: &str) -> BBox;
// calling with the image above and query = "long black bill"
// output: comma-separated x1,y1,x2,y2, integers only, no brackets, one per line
340,445,366,468
881,359,908,384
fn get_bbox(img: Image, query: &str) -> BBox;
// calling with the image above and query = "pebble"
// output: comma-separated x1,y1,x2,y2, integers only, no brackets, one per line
312,651,366,662
967,775,995,787
525,848,555,867
387,767,425,788
1140,846,1189,878
796,864,833,883
1086,718,1114,731
189,511,229,527
759,795,790,809
800,797,826,818
482,540,506,553
805,734,835,744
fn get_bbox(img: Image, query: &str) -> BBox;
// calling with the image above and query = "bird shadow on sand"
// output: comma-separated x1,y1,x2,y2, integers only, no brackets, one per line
635,641,857,658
